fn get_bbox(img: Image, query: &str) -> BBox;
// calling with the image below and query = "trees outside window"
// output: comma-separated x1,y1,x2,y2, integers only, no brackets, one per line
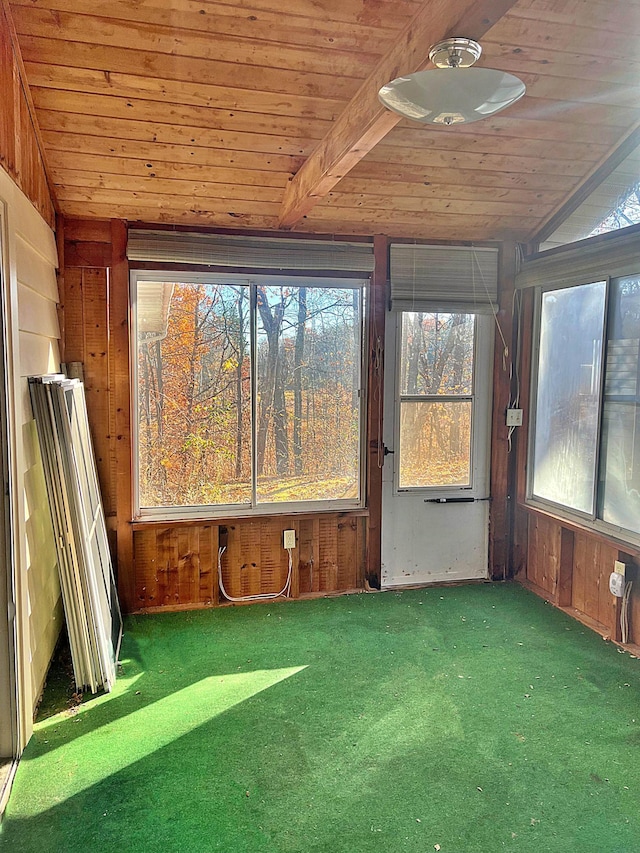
133,274,364,516
397,312,476,489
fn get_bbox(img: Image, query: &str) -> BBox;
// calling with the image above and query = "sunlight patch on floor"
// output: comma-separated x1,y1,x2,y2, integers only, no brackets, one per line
18,666,307,817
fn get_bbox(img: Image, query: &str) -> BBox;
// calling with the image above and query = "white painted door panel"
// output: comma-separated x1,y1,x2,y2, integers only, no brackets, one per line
381,311,493,588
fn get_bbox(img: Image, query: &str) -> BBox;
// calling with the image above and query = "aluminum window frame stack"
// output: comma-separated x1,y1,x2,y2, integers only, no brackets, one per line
29,375,122,693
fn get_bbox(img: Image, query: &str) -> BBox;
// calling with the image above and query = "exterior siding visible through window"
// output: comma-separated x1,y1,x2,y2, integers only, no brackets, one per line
530,274,640,542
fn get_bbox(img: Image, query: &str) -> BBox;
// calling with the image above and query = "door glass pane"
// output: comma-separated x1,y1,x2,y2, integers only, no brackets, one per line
255,285,361,503
136,281,251,507
599,275,640,533
399,400,472,487
532,281,606,514
400,312,474,395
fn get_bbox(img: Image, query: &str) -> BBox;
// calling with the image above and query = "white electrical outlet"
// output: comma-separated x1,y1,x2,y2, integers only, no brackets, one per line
614,560,626,577
283,529,296,549
506,408,523,427
609,572,625,597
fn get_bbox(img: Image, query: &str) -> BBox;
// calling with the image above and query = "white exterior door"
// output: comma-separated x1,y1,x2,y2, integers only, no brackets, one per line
381,309,494,587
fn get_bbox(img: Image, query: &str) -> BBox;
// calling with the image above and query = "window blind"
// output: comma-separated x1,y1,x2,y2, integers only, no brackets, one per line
389,244,498,313
127,229,375,272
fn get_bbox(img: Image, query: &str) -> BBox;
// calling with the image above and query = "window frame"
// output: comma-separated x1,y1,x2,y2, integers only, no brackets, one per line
130,269,369,522
527,274,640,549
527,278,609,521
392,310,492,498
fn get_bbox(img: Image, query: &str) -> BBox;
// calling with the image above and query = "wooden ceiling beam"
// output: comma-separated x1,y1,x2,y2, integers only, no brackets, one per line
277,0,521,230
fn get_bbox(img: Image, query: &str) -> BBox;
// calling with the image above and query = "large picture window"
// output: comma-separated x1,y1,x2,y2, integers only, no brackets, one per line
530,274,640,540
132,272,365,518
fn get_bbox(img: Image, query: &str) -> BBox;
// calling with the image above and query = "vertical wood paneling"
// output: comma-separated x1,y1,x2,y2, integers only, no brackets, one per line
319,516,338,591
60,267,83,361
365,235,386,589
81,268,113,515
0,25,16,177
519,507,639,645
489,241,516,580
110,219,134,610
297,519,313,594
259,518,282,594
557,528,574,607
597,542,618,630
527,513,561,598
156,527,178,606
133,527,158,608
571,534,586,615
290,520,300,600
61,220,370,612
177,526,198,605
0,2,55,226
573,533,619,630
337,515,358,590
198,524,217,606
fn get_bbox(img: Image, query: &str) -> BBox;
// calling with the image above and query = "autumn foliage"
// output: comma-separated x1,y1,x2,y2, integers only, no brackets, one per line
398,312,475,488
136,281,362,508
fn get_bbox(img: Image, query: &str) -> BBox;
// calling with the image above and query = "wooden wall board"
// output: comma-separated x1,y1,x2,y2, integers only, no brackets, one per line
526,513,561,599
572,533,618,633
318,516,339,593
336,516,359,591
0,0,55,226
364,236,387,589
489,241,516,580
110,220,134,610
132,526,158,608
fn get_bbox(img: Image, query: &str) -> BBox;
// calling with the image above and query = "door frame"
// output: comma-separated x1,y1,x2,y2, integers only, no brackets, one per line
381,309,494,587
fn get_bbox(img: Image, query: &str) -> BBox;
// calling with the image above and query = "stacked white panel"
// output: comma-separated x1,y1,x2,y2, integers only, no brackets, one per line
29,375,122,693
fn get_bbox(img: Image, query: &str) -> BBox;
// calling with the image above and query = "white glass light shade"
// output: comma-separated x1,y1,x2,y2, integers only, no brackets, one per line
378,67,526,125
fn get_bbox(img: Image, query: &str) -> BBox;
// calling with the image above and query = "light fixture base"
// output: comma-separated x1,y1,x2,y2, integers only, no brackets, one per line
428,38,482,69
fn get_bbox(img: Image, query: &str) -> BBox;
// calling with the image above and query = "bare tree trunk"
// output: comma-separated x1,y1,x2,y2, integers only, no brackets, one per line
235,289,246,479
256,287,284,476
293,287,306,475
407,312,423,394
153,339,167,492
273,345,289,476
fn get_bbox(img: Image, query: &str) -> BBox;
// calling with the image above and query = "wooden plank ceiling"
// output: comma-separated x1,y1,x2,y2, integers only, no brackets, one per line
9,0,640,242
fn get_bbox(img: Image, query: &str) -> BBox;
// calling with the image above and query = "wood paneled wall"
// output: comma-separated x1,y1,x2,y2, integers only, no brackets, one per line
0,0,54,227
60,218,519,614
513,289,640,647
515,508,638,645
132,513,365,611
61,218,370,613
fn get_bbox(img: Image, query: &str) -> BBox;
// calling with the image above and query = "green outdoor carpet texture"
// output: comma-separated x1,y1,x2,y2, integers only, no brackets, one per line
1,583,639,853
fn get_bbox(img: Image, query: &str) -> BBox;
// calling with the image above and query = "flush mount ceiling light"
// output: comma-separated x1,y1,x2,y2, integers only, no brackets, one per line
378,37,526,126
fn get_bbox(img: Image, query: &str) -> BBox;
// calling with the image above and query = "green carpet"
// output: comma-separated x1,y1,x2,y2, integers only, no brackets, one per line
1,583,639,853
